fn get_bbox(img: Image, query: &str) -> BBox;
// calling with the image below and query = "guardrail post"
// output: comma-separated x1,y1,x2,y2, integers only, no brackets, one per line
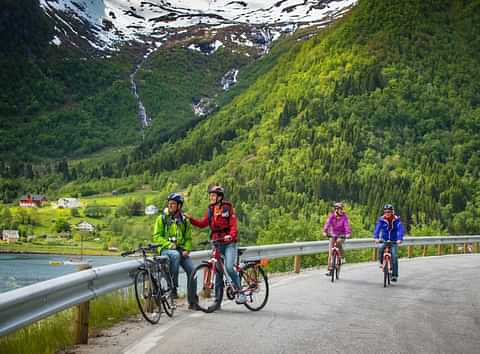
408,245,413,258
476,243,480,253
294,255,301,273
372,247,378,262
437,244,442,256
450,244,455,254
75,263,92,345
422,245,427,257
463,243,468,253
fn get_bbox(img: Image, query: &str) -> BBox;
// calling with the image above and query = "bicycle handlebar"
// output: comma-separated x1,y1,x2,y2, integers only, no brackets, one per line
121,244,160,257
198,237,230,247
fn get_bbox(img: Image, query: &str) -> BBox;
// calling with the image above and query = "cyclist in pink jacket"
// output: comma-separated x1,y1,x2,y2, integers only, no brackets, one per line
322,202,352,276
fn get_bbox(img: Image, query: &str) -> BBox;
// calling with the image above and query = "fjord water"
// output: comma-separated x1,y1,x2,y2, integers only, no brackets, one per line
0,253,125,293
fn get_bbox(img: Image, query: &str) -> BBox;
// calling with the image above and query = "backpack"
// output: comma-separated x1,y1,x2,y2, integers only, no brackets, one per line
207,201,232,233
162,208,187,235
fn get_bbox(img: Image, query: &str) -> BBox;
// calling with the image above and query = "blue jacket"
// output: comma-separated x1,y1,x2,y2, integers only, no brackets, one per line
373,215,404,242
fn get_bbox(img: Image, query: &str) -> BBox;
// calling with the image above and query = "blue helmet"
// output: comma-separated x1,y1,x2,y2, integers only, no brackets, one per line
383,203,394,211
167,192,184,206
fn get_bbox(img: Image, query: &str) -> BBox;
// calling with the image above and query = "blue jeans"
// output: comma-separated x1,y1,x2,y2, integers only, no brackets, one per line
215,242,241,299
161,249,195,304
378,243,399,277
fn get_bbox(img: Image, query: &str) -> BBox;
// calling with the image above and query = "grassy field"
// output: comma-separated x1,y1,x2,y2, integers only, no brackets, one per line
82,190,161,207
0,190,163,254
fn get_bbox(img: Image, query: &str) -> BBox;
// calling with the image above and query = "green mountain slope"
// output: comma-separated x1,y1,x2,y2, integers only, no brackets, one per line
3,0,480,244
127,0,480,238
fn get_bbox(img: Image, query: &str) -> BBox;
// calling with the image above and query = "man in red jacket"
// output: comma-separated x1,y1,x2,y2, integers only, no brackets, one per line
187,185,246,304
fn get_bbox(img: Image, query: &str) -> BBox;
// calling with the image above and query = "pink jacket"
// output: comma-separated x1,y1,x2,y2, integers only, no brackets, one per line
323,213,352,238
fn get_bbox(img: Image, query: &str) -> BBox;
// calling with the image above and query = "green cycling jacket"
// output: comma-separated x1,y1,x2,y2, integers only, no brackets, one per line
152,210,192,252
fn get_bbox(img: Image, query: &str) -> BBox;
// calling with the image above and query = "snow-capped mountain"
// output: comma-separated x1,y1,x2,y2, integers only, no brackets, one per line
40,0,356,50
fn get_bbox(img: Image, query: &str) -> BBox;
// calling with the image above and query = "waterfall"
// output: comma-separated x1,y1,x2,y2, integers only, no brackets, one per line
130,47,158,137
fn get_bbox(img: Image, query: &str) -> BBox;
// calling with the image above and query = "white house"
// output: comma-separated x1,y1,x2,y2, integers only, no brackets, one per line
2,230,20,243
76,221,95,232
145,204,159,215
57,197,81,209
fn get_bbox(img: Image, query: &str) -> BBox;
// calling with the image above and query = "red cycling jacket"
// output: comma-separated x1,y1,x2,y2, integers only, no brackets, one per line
190,201,238,244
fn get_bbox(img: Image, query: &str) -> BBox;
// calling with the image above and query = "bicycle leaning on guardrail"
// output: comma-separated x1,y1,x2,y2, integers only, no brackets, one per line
121,244,176,324
189,239,270,313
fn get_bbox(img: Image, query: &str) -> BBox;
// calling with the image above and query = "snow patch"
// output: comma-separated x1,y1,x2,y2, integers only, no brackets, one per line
221,68,239,90
39,0,357,51
51,35,62,46
188,40,224,55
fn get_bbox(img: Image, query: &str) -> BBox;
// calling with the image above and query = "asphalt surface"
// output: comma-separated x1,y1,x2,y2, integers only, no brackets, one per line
72,254,480,354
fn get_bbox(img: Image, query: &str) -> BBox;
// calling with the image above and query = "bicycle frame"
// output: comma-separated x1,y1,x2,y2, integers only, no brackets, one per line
378,240,395,287
203,244,236,296
380,241,393,273
331,238,341,261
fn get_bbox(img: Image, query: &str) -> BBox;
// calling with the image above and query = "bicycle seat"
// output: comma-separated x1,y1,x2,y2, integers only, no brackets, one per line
238,248,246,256
153,255,169,264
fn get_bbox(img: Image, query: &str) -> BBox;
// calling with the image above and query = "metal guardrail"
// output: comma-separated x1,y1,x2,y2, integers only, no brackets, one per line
1,235,480,337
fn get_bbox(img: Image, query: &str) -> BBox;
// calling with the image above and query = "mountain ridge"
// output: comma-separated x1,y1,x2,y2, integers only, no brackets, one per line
39,0,356,50
2,0,480,240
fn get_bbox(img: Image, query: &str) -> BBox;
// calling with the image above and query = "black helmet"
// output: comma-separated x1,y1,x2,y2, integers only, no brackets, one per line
207,185,224,197
167,192,184,206
383,203,394,211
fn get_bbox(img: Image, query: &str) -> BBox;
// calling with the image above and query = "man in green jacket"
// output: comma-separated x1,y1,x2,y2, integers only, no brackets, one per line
153,192,196,308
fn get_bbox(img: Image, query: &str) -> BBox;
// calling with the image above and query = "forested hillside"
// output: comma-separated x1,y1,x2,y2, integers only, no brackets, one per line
2,0,480,246
127,0,480,240
0,0,140,162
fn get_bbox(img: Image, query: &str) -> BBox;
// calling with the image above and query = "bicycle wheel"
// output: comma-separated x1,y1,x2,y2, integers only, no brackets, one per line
387,258,392,286
158,271,175,317
331,253,336,283
335,254,341,280
383,257,390,287
241,264,269,311
190,263,223,313
134,270,161,324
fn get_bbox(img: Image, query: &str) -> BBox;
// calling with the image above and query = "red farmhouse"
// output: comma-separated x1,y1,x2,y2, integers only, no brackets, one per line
19,194,48,208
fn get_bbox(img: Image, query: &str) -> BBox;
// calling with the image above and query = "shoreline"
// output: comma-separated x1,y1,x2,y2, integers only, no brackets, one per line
0,249,120,257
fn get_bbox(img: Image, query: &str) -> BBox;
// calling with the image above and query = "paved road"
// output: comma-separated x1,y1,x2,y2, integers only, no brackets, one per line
73,255,480,354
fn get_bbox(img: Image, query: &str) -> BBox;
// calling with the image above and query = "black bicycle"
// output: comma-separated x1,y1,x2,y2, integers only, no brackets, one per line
122,244,176,324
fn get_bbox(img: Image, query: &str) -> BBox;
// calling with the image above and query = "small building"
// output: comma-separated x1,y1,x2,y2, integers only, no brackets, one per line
19,194,47,208
76,221,95,232
145,204,159,215
57,197,81,209
2,230,20,243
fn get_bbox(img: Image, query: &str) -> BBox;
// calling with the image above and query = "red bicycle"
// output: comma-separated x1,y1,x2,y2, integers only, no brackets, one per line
328,236,343,282
378,240,394,287
189,239,269,313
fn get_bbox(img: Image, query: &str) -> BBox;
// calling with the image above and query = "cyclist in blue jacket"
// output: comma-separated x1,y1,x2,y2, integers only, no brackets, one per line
373,204,404,282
